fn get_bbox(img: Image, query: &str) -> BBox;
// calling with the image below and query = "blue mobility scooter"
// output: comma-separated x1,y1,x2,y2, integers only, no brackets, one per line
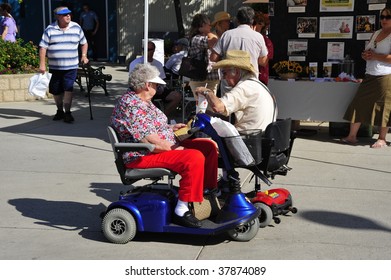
101,113,260,244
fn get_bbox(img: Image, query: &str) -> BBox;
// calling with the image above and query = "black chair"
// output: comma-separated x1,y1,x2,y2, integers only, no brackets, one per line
238,118,296,193
107,126,176,188
257,118,296,179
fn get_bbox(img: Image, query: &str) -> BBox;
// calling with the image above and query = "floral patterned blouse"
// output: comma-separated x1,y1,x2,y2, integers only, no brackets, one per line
110,90,177,163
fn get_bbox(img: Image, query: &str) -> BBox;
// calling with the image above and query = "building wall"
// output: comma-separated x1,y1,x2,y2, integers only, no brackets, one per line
117,0,244,62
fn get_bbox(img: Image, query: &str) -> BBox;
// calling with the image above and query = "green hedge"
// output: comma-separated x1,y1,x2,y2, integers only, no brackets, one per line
0,39,39,75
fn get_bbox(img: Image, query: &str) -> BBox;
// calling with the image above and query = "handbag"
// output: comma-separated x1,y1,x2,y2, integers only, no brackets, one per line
189,193,221,220
28,72,52,98
178,43,208,80
178,57,208,80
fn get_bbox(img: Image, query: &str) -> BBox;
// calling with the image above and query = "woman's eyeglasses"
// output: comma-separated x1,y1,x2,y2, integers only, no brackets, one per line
380,15,391,20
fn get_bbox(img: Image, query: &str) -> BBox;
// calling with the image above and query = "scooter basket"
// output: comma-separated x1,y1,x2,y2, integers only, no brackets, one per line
223,129,262,167
239,129,263,165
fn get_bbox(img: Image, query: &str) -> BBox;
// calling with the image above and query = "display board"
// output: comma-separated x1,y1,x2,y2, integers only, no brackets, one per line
266,1,386,79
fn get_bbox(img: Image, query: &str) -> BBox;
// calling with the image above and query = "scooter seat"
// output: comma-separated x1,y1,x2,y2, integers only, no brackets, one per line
124,167,175,180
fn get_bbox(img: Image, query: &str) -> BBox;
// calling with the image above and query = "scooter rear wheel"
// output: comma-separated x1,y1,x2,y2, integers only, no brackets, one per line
227,218,259,242
253,202,273,228
102,208,137,244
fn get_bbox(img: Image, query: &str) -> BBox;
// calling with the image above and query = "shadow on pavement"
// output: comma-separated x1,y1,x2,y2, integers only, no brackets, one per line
300,210,391,233
8,198,108,242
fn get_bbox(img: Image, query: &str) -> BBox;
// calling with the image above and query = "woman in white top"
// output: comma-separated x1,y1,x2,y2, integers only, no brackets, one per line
342,7,391,148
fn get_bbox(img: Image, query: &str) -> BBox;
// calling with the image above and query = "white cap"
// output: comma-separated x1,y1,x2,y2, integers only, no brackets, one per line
147,76,166,85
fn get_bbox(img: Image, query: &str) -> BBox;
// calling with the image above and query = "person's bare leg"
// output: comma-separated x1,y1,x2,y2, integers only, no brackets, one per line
63,91,73,113
371,126,389,148
342,122,361,144
52,94,65,120
63,91,75,123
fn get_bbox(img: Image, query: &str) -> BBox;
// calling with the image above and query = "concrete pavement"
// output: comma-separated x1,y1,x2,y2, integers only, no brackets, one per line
1,64,391,260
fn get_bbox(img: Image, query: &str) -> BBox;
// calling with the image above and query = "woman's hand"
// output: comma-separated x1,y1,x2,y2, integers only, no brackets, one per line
170,123,187,131
362,49,374,61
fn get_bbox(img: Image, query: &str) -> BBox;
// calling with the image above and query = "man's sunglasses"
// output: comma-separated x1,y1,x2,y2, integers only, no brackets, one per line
380,15,391,20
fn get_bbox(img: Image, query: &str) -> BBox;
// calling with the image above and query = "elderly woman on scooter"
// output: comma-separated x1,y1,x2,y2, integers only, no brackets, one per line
110,63,218,228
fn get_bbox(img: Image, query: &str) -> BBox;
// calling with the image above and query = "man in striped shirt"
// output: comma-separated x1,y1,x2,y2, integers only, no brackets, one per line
39,6,89,123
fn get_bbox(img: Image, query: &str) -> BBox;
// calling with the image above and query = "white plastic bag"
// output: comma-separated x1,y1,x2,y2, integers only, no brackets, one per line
28,72,52,98
210,117,240,137
210,117,255,166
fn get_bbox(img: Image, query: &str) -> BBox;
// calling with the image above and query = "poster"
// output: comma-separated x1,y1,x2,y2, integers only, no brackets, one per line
309,62,318,79
327,42,345,63
287,39,308,56
287,0,307,13
319,16,354,39
356,15,376,40
322,62,333,78
297,17,317,38
320,0,355,12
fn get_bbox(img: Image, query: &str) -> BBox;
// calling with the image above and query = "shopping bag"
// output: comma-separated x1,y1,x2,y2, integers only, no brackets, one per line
178,57,208,80
28,72,52,98
190,193,221,220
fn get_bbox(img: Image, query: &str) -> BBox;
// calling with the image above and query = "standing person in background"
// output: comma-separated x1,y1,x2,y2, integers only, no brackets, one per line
187,14,220,112
253,12,274,85
211,11,231,38
0,3,18,42
80,3,99,61
39,6,88,123
341,7,391,148
211,6,268,78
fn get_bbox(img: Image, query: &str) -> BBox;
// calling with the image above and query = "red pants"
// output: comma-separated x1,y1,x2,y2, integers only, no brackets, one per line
125,138,218,202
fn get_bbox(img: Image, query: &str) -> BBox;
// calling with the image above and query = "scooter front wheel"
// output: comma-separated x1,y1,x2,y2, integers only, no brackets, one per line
253,202,273,228
102,208,137,244
227,218,259,242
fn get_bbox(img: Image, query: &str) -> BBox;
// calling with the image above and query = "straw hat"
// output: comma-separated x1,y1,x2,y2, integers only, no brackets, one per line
212,50,256,75
211,11,231,27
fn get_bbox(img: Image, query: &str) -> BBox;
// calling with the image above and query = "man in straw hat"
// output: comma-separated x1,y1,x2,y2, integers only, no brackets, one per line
195,50,276,133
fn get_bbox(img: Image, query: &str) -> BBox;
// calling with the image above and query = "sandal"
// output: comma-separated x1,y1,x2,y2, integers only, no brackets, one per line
339,138,358,145
370,139,387,148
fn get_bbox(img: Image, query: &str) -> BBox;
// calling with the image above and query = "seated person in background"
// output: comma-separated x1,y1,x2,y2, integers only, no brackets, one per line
164,38,189,77
129,41,182,118
110,63,219,228
195,50,276,133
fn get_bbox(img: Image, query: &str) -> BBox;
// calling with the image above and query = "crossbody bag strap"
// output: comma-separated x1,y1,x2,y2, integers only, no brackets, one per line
249,78,278,121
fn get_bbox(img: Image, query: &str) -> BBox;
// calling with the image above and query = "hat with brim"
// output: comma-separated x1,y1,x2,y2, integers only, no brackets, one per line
211,11,231,27
147,76,166,85
212,50,256,75
175,38,189,47
56,7,72,15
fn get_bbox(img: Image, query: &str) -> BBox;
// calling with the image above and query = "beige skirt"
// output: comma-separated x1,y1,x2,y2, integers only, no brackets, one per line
343,74,391,127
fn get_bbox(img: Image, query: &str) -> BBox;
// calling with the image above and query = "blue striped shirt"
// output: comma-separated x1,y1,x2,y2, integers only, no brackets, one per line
39,21,87,70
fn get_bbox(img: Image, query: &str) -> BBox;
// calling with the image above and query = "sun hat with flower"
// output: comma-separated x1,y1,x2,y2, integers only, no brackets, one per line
212,50,256,75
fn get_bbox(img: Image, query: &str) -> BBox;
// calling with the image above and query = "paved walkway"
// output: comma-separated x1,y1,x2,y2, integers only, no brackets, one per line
1,64,391,262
